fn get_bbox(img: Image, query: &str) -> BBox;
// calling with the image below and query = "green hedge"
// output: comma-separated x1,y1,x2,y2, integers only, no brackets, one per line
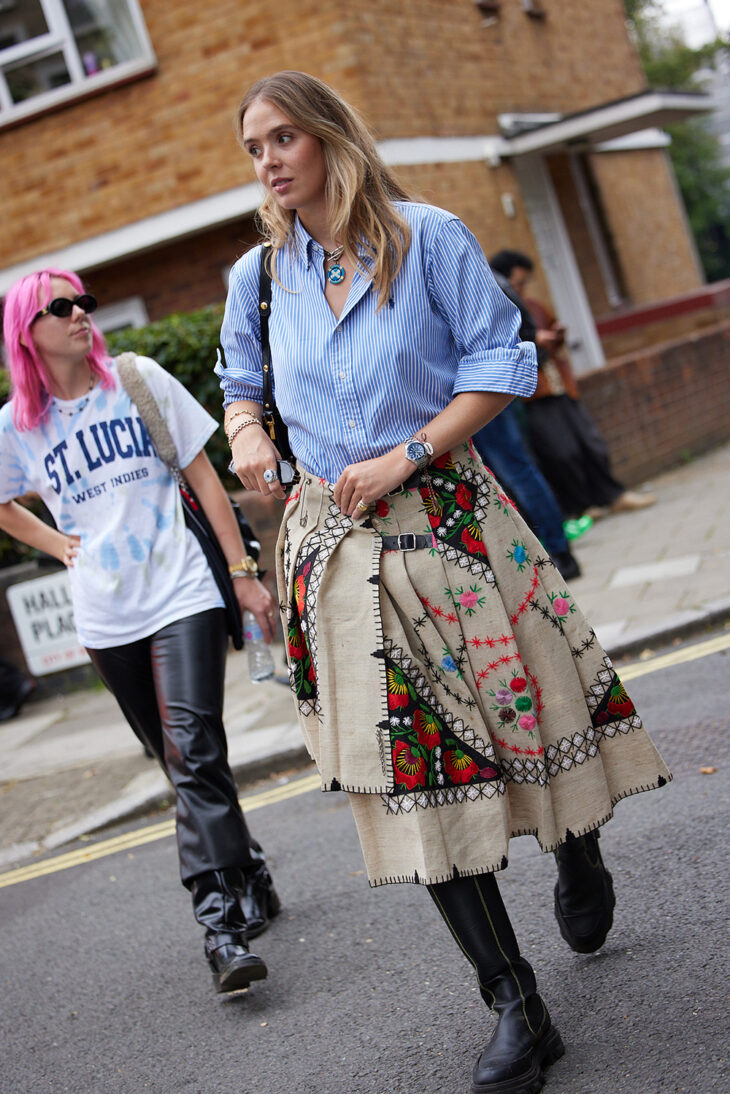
106,303,232,478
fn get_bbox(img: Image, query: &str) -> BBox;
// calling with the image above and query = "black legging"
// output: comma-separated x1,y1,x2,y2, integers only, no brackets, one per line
87,608,261,887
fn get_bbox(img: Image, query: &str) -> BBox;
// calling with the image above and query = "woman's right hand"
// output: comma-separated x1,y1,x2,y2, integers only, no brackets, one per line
61,534,81,567
234,576,278,644
230,426,286,499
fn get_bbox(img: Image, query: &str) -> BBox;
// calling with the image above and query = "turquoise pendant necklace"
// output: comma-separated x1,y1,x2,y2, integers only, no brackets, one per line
323,245,345,285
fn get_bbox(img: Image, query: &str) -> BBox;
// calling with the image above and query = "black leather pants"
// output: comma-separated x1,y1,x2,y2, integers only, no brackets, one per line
88,608,262,887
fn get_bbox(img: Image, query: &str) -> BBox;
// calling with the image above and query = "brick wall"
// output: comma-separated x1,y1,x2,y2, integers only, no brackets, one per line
2,0,646,272
86,218,259,321
578,322,730,484
351,0,645,137
597,280,730,358
589,149,703,303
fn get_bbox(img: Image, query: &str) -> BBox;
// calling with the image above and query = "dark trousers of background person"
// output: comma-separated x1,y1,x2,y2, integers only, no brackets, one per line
523,395,624,518
0,655,35,722
473,404,569,557
87,608,261,886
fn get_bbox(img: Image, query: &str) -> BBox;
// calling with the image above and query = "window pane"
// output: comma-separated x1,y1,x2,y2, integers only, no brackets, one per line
0,1,49,52
62,0,142,75
5,50,71,103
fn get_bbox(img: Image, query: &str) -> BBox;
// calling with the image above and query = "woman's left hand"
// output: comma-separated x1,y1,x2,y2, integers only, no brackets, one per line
334,450,411,518
233,577,278,643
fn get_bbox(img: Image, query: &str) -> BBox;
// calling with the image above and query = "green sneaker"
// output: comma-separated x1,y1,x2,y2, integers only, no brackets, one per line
563,515,593,541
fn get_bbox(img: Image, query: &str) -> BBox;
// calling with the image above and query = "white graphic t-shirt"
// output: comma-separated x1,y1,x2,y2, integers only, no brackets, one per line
0,356,224,648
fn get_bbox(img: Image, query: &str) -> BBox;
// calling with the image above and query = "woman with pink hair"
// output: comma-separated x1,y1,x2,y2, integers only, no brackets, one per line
0,268,280,993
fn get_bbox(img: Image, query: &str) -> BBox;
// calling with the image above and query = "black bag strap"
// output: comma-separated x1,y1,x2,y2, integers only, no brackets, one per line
259,243,276,443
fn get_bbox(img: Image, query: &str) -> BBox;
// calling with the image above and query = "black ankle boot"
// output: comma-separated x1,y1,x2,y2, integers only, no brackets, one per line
190,868,268,993
554,829,615,954
241,863,282,939
429,873,564,1094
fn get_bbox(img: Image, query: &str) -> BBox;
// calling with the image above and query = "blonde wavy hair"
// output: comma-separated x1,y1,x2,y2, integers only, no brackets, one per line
236,71,412,308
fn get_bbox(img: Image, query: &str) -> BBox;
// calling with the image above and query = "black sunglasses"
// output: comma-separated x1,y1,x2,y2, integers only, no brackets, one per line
32,293,97,324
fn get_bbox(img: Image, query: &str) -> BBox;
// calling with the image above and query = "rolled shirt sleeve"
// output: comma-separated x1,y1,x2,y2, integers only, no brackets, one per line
425,217,538,398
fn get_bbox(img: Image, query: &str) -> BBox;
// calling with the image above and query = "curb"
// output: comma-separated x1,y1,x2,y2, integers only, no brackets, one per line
5,603,730,866
44,744,315,851
604,599,730,661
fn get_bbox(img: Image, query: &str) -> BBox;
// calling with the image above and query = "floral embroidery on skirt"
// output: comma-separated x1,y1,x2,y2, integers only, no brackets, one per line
276,443,670,887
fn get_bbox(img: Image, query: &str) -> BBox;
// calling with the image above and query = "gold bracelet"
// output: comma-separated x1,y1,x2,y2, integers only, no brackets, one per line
229,555,259,577
227,418,263,445
226,408,260,431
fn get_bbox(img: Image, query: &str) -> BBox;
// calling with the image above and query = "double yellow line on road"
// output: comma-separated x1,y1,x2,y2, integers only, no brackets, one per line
618,631,730,681
0,773,320,890
1,631,727,891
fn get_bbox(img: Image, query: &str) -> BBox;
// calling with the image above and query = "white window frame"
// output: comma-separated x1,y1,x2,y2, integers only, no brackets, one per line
0,0,156,129
93,295,149,333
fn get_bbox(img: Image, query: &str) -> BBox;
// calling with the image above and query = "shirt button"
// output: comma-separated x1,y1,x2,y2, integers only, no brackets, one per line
340,372,346,380
348,420,356,429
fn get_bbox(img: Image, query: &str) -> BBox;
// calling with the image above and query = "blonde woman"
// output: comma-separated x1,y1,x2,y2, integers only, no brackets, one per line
217,71,670,1093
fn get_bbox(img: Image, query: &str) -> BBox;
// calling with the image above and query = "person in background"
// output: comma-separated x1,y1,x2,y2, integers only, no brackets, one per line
0,655,36,722
0,269,279,994
217,70,670,1094
472,404,583,580
488,250,656,521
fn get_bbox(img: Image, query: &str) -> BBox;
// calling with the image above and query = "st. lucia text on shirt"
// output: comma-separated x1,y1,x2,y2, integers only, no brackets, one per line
43,415,156,499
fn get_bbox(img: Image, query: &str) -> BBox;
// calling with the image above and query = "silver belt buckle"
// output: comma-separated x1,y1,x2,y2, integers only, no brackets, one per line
398,532,417,552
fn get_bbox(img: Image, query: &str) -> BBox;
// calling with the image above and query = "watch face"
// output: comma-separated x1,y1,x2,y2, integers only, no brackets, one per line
405,440,427,462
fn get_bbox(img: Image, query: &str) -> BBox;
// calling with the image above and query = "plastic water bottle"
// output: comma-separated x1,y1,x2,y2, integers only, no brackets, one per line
243,610,276,683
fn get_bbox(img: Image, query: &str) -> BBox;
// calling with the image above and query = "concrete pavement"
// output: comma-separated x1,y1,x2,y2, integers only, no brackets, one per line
1,442,728,868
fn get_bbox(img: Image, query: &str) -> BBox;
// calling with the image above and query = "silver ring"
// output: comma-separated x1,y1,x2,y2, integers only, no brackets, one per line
263,468,277,484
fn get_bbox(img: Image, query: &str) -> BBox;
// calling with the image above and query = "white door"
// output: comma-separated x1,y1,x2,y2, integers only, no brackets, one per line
512,153,606,374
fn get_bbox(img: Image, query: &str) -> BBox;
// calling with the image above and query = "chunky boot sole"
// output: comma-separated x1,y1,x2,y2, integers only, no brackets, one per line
554,869,615,954
472,1025,565,1094
212,953,268,994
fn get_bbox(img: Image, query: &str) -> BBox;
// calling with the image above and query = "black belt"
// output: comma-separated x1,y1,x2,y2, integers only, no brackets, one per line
381,532,434,552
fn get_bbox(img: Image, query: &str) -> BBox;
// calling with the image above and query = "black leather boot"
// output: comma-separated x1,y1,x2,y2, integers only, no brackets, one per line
554,829,615,954
190,868,268,993
241,862,282,939
429,873,564,1094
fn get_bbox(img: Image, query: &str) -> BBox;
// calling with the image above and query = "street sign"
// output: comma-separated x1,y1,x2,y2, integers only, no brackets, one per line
5,570,89,676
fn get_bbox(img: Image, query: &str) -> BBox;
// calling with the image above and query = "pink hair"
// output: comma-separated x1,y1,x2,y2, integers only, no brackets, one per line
2,268,114,431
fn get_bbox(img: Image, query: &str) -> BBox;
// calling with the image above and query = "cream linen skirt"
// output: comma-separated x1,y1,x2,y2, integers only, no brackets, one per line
276,443,670,887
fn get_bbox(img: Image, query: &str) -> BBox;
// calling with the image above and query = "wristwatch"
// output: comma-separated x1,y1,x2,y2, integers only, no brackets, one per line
403,436,434,470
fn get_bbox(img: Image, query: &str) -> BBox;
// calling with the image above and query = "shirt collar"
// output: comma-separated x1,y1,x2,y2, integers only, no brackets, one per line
292,216,321,270
291,215,372,270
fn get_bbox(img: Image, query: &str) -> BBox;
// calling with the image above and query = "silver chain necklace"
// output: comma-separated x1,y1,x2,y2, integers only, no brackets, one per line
323,245,346,285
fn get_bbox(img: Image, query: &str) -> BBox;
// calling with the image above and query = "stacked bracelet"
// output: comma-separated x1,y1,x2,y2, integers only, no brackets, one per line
229,555,259,578
227,417,262,445
227,408,254,426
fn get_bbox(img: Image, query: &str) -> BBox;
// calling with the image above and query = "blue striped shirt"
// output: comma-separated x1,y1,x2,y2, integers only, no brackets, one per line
217,201,537,483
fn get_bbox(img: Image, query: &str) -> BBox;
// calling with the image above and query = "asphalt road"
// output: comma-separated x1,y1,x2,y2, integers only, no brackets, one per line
1,632,728,1094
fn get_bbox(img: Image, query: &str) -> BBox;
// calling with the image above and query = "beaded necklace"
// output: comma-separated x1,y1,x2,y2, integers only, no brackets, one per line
53,373,96,417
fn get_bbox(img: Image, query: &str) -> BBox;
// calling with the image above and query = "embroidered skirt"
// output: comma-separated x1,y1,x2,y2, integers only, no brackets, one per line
276,443,670,887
